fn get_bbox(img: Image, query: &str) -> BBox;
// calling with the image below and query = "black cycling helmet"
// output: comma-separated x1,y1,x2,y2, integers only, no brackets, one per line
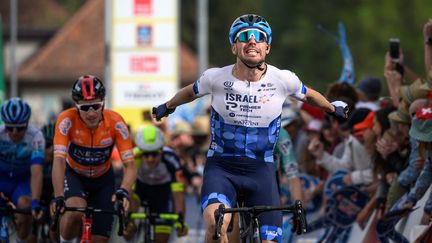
72,75,106,102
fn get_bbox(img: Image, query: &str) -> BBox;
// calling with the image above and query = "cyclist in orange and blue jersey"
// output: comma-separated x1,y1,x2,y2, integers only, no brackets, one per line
153,14,348,243
0,97,44,243
51,75,137,243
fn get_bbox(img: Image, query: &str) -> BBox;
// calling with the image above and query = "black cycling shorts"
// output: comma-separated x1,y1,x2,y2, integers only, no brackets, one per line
200,156,282,242
64,164,115,238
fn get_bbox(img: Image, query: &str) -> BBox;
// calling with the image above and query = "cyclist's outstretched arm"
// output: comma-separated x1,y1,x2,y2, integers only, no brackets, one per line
165,84,199,109
303,87,334,113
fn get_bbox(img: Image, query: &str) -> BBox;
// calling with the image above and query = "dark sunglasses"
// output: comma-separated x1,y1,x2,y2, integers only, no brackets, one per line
142,151,161,157
235,29,268,43
76,101,104,112
5,123,28,132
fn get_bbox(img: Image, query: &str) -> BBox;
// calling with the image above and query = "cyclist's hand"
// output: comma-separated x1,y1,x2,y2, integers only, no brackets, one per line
113,188,130,212
330,101,348,119
51,196,65,215
152,103,176,121
31,199,44,220
175,211,188,237
176,224,189,237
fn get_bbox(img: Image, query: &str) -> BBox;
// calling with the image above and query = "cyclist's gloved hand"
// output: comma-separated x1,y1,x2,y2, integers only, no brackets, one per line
115,188,129,201
330,101,349,119
51,196,65,215
152,103,176,121
31,199,43,219
174,212,189,237
114,188,130,212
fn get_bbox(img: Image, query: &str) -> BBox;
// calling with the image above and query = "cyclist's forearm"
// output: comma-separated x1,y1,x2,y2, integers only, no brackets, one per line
30,164,43,200
120,160,137,192
52,156,66,197
172,191,186,215
166,84,198,109
288,177,304,203
304,88,334,113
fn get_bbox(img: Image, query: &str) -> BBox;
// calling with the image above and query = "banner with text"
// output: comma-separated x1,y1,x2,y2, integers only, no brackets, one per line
111,0,178,131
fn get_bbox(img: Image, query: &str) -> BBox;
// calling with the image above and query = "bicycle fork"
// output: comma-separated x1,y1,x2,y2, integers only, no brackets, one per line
81,217,92,243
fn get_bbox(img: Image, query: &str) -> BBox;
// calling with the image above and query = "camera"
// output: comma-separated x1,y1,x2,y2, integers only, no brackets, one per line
389,38,400,61
389,38,404,75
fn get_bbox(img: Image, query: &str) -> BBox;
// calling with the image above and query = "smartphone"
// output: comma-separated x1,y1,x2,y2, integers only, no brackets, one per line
389,38,400,61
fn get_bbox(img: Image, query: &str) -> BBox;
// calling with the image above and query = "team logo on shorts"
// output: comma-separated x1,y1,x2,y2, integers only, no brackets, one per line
115,122,129,139
59,118,72,135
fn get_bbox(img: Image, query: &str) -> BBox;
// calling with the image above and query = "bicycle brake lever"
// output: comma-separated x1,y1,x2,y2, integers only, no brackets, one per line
114,200,125,236
294,200,307,234
212,204,225,240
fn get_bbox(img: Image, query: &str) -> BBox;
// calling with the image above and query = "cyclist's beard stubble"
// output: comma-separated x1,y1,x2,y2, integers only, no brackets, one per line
235,46,266,69
237,50,265,68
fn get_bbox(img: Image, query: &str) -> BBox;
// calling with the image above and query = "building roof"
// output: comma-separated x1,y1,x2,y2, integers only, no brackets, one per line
16,0,198,85
17,0,104,83
0,0,70,30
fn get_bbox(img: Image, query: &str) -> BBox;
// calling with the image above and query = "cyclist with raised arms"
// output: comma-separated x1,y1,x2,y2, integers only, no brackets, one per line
0,97,44,243
127,125,188,242
51,75,137,243
153,14,348,243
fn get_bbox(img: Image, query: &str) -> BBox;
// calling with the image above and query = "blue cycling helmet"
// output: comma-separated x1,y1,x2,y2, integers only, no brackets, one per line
229,14,272,45
1,97,31,124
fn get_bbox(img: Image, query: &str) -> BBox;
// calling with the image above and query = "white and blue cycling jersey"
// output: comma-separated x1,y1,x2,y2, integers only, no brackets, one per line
193,64,306,162
0,125,45,178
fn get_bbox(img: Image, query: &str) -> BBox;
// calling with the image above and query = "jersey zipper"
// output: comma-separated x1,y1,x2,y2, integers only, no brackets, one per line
90,130,94,177
245,80,252,155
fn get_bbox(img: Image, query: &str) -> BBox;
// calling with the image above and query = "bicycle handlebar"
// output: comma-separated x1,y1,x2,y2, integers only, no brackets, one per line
50,200,126,236
129,211,186,229
212,200,307,240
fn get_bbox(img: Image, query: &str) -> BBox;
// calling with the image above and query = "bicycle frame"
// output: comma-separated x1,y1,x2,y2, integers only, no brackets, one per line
51,201,125,243
213,200,307,243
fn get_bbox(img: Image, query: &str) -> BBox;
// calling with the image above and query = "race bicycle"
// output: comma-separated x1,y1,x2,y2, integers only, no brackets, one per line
213,200,307,243
50,200,125,243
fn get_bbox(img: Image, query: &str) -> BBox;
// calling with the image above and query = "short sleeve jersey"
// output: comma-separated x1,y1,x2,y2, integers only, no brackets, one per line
0,125,45,177
54,108,134,178
134,146,183,186
193,64,306,162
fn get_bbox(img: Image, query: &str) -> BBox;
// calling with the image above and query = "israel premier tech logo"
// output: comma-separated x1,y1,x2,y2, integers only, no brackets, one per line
223,81,234,91
223,81,234,87
225,93,259,111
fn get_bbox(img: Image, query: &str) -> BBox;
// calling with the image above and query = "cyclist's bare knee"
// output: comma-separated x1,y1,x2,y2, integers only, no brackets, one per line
15,195,32,239
16,195,31,208
203,203,231,239
60,197,86,238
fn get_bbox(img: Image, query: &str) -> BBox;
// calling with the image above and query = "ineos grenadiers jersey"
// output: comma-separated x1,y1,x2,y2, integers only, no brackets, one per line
54,108,134,178
0,125,45,177
193,64,306,162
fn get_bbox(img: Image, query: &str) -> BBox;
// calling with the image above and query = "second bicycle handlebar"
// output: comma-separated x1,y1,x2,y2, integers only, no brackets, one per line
213,200,307,240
